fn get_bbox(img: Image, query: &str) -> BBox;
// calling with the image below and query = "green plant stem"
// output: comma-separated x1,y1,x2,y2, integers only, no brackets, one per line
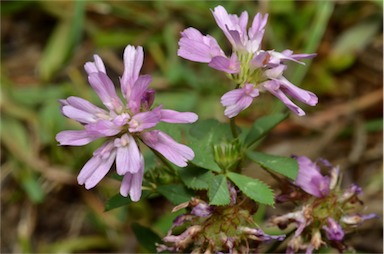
230,117,239,139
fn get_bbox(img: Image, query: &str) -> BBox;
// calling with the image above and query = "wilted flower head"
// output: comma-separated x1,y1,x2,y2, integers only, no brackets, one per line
56,45,198,201
157,184,285,253
270,156,378,253
178,5,317,118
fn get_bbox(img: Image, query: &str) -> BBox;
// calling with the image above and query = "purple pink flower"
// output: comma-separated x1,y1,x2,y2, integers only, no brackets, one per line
178,5,317,117
56,45,198,201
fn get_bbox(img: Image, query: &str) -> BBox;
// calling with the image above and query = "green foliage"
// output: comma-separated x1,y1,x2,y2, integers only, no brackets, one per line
1,116,45,203
208,175,231,206
1,1,34,15
131,223,162,253
188,119,232,172
246,151,299,180
38,1,85,82
3,1,382,253
18,167,45,203
157,184,194,205
179,167,214,190
328,18,380,71
243,113,288,148
104,191,151,211
153,208,187,236
155,91,198,112
1,116,33,159
40,236,112,253
213,138,242,172
227,172,274,205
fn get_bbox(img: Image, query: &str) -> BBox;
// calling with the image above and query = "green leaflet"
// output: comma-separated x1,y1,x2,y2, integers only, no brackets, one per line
38,1,85,81
208,175,231,206
179,167,214,190
188,119,232,172
131,223,162,253
243,113,288,148
227,172,274,205
104,190,151,211
246,151,298,180
157,184,194,205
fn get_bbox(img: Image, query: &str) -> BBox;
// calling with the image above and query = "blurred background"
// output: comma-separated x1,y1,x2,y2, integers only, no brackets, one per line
1,1,382,253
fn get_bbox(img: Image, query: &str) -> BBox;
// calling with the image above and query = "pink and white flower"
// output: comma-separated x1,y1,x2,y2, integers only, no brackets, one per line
178,5,318,118
56,45,198,201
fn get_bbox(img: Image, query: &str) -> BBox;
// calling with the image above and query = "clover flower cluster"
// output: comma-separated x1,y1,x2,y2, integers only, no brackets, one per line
178,5,318,118
56,45,198,201
55,5,379,254
270,156,378,253
156,183,285,253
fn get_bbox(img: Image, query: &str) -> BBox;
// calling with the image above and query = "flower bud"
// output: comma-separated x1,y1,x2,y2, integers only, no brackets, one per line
213,139,242,171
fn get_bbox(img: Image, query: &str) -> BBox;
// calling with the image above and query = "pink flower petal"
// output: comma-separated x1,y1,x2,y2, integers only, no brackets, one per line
129,111,160,132
56,130,97,146
77,156,102,185
128,74,152,114
115,134,142,175
84,54,106,75
121,45,144,99
120,163,144,201
85,120,121,137
178,27,224,63
160,109,198,123
142,130,194,167
88,72,123,112
263,81,306,116
209,54,240,74
84,150,116,189
220,84,259,118
62,105,98,124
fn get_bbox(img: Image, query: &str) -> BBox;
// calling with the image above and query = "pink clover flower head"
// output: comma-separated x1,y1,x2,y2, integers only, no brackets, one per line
293,156,331,198
177,5,318,118
56,45,198,201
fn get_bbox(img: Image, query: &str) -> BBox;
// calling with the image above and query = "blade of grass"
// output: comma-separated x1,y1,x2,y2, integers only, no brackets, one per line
38,1,85,82
289,1,334,85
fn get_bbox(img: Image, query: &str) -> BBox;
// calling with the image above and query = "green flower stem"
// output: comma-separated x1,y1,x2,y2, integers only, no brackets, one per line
230,117,239,139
